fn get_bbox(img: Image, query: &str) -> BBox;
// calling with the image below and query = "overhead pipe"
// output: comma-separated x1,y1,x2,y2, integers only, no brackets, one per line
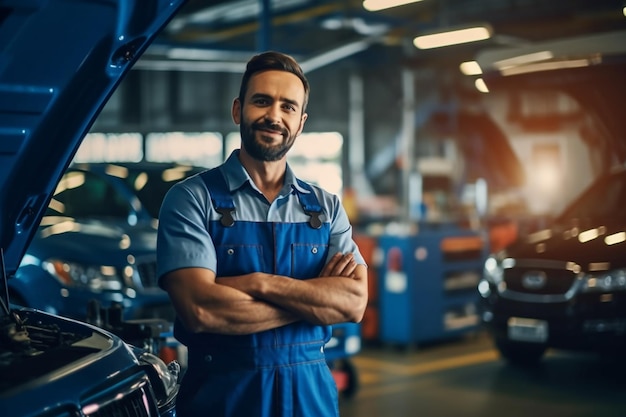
136,35,381,73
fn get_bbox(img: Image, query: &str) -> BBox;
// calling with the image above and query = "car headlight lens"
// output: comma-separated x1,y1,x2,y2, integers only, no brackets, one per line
582,269,626,292
43,259,124,291
483,255,504,285
138,351,180,409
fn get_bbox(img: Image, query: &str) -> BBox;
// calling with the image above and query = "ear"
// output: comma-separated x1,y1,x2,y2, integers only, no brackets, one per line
296,112,308,136
231,98,241,124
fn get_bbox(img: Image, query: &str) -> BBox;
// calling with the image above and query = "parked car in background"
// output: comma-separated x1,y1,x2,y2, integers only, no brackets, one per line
0,1,188,415
480,166,626,364
477,30,626,365
9,162,204,323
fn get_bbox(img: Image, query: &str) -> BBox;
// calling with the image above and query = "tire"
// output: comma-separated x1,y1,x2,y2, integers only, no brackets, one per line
495,337,546,366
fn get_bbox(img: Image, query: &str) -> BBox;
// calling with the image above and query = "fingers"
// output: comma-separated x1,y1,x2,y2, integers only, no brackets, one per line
335,253,356,277
319,252,357,277
318,252,341,277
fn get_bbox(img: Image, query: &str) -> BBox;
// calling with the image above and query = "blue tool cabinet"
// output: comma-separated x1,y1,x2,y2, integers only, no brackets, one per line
325,322,361,397
376,224,488,345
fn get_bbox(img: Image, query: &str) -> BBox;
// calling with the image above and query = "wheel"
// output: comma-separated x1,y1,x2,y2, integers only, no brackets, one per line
495,337,546,366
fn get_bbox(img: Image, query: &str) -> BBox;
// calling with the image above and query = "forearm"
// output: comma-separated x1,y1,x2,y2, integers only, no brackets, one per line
193,290,299,335
256,268,368,325
218,265,368,325
163,270,298,336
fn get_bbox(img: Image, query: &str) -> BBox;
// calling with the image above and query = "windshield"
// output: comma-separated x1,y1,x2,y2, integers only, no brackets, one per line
46,170,130,220
45,165,203,222
119,167,196,219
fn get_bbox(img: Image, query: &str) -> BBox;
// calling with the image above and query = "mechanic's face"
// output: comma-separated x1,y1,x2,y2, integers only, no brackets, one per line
233,70,307,162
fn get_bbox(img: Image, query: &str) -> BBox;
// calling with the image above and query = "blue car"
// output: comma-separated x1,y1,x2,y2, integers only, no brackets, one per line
10,162,203,323
0,1,189,416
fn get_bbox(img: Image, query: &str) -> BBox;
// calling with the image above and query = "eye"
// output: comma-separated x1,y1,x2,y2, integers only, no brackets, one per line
253,97,270,106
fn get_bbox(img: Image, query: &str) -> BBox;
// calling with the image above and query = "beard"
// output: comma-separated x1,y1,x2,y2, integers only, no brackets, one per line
240,119,296,162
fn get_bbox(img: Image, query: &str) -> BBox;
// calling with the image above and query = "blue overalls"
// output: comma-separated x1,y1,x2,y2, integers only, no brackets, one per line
175,167,339,417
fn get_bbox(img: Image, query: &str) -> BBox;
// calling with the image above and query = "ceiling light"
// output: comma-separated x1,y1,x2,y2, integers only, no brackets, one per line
363,0,424,12
493,51,554,70
459,61,482,75
413,26,492,49
474,78,489,93
499,58,591,76
605,231,626,246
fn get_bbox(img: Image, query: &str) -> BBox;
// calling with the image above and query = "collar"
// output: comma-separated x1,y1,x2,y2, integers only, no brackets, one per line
220,149,310,195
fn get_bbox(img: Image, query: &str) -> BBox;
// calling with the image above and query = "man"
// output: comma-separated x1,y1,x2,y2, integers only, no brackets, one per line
157,51,368,417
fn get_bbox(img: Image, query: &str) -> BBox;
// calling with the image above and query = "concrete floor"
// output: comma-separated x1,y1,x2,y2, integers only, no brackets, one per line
337,330,626,417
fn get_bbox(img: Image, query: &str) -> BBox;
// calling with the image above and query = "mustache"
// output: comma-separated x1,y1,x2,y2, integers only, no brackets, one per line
252,120,287,136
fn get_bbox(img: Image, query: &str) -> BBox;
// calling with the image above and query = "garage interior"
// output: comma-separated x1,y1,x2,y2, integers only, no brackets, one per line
91,0,626,214
74,0,626,415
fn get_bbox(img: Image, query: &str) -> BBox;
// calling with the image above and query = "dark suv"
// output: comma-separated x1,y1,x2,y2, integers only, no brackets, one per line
480,166,626,364
477,30,626,364
0,1,187,415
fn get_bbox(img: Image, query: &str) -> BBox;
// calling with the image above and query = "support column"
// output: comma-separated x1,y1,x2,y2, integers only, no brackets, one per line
400,69,416,222
257,0,272,51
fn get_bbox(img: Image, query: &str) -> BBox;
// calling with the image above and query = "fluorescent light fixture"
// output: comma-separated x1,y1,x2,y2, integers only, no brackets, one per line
413,26,492,49
363,0,424,12
493,51,554,70
476,30,625,74
578,228,600,244
499,58,591,76
605,231,626,246
459,61,482,75
474,78,489,93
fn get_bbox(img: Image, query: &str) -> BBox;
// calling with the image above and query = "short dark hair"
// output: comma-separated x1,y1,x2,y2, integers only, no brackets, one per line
238,51,310,113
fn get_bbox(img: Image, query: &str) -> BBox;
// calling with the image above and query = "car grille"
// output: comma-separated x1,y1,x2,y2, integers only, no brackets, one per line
504,266,576,295
137,260,158,289
500,259,580,302
83,374,157,417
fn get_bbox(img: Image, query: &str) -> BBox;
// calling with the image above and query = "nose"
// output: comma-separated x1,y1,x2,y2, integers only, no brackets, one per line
264,104,281,126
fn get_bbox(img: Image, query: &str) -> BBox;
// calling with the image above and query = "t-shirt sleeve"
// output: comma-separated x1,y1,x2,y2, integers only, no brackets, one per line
156,179,216,288
327,194,367,268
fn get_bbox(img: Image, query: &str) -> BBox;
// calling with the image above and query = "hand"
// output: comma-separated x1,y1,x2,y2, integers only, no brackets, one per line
319,252,357,278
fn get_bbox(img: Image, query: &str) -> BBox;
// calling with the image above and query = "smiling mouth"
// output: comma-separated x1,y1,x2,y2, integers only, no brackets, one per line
256,128,284,140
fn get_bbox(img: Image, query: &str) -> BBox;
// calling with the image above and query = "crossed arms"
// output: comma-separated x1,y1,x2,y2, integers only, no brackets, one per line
161,252,368,336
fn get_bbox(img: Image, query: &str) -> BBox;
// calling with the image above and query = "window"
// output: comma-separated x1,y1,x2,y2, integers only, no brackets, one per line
46,170,130,220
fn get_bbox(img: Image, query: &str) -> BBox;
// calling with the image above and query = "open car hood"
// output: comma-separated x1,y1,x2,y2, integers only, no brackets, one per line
476,30,626,165
0,0,187,285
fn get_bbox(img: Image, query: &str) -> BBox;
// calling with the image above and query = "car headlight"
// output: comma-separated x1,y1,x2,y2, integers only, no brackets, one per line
480,254,514,297
138,351,180,412
582,269,626,292
43,259,124,291
483,255,505,285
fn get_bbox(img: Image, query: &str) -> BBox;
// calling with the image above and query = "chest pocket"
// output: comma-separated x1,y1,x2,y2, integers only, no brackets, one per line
271,219,329,278
209,220,273,276
201,168,330,279
290,242,329,279
215,243,264,277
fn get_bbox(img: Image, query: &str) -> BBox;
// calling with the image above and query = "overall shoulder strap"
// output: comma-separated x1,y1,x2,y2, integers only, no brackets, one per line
294,178,323,229
200,168,235,227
